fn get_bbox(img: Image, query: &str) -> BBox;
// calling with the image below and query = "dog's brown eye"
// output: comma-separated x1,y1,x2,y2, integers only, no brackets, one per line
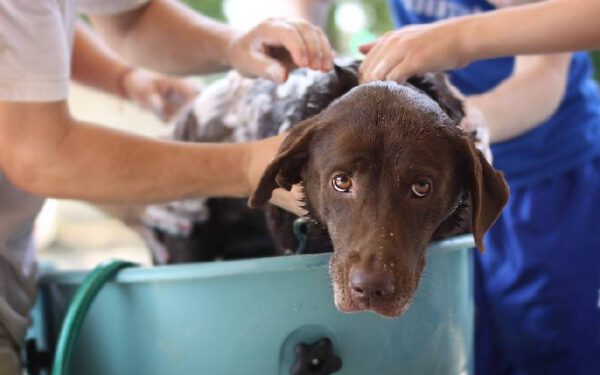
332,174,353,192
411,180,431,197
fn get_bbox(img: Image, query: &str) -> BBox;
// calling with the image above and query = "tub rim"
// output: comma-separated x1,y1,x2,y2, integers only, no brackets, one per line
39,235,474,285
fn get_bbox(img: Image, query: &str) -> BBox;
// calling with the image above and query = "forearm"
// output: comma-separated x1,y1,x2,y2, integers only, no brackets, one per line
0,102,283,204
22,124,250,203
90,0,236,75
468,53,570,143
462,0,600,61
71,22,130,97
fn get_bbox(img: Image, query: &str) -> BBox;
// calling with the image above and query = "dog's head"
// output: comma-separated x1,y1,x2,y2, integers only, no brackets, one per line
250,74,508,318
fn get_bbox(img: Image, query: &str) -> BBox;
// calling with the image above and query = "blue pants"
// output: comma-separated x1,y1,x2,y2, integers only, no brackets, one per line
475,157,600,375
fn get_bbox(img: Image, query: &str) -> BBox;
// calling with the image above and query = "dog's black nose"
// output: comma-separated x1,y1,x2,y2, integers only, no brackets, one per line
349,267,395,299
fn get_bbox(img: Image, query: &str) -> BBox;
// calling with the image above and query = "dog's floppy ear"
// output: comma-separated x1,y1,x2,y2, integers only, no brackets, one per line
407,73,465,124
249,115,322,208
459,136,509,251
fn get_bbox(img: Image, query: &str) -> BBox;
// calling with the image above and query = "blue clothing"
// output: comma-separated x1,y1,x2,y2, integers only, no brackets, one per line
389,0,600,188
476,157,600,375
389,1,600,374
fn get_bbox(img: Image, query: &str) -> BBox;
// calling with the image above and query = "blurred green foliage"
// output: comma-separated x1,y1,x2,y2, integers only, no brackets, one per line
180,0,225,21
326,0,393,52
362,0,394,34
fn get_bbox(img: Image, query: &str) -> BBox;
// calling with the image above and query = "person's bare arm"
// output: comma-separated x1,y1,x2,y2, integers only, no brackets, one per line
466,54,570,143
71,22,127,97
360,0,600,82
72,22,198,121
90,0,332,81
0,101,283,205
464,0,599,62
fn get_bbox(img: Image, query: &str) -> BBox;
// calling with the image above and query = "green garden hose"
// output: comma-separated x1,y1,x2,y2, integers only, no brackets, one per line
293,217,309,254
51,259,137,375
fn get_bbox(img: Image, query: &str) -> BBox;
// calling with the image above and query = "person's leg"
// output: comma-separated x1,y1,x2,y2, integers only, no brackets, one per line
474,257,514,375
0,173,44,375
478,157,600,375
0,242,38,375
0,328,22,375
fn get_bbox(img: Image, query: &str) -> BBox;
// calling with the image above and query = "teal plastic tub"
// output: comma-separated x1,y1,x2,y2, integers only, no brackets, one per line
36,235,474,375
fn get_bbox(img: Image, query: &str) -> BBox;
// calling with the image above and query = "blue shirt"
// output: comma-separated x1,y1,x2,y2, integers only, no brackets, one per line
389,0,600,187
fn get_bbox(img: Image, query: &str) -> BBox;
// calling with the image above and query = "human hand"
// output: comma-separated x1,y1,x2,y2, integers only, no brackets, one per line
270,185,307,217
227,17,333,83
122,67,199,122
244,135,307,216
358,22,469,83
460,101,493,162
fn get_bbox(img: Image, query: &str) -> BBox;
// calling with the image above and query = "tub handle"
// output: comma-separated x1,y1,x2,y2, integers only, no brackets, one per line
290,337,342,375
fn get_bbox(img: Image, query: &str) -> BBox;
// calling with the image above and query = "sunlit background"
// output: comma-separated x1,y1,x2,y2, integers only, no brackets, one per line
36,0,600,270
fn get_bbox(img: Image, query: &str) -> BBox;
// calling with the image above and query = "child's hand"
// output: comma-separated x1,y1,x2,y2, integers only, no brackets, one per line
227,17,333,83
359,23,467,83
461,101,493,162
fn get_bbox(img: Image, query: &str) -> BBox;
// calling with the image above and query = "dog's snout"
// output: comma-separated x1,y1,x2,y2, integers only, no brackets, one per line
349,266,395,299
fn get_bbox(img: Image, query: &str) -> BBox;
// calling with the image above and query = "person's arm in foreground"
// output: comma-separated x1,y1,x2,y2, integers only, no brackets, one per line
72,22,198,121
90,0,333,82
360,0,600,81
465,54,570,143
0,0,332,214
0,101,281,205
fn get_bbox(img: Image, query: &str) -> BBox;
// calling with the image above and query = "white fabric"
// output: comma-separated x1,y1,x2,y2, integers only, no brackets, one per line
0,1,147,372
0,1,74,101
78,0,149,16
0,0,148,102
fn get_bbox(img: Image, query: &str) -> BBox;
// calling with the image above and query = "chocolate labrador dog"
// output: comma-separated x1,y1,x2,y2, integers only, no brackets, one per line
145,62,509,318
248,70,509,317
